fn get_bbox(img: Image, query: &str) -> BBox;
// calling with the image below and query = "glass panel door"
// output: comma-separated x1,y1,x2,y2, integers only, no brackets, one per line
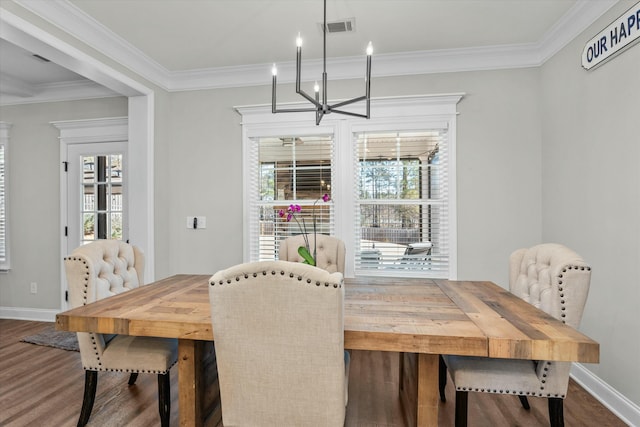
68,142,127,249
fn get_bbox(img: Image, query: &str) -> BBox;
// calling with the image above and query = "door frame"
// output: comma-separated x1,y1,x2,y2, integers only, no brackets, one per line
64,128,129,251
54,118,129,311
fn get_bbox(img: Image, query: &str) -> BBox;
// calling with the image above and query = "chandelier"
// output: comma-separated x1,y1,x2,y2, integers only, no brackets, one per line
271,0,372,125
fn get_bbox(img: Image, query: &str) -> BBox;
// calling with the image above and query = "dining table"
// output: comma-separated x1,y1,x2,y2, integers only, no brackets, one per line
56,274,599,427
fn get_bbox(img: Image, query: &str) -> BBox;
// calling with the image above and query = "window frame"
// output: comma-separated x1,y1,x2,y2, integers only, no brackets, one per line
238,94,463,279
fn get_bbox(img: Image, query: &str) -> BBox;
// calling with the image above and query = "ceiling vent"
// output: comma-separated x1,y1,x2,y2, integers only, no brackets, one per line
319,18,356,34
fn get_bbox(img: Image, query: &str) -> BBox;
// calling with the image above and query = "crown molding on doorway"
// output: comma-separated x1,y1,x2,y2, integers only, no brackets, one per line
14,0,619,92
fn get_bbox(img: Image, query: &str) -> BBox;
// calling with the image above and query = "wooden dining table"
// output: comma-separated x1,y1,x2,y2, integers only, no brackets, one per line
56,274,599,427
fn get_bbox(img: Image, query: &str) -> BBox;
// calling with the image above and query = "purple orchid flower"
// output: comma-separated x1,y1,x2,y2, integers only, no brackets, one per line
278,194,332,266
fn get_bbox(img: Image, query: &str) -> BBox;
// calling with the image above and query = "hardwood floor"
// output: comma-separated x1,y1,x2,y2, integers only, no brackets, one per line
0,319,626,427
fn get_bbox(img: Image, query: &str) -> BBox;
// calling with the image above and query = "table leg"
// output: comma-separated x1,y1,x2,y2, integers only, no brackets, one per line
178,339,203,427
399,353,439,427
177,340,221,427
417,353,439,427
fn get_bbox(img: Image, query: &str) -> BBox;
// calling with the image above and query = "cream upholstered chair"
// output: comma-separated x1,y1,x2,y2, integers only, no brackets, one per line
441,243,591,427
279,234,346,274
209,260,349,426
64,240,178,427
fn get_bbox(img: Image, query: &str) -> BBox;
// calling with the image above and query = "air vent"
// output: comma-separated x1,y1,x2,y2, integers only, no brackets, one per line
319,17,355,34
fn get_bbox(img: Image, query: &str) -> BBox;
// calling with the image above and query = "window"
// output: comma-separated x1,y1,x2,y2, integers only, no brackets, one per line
248,133,334,261
354,130,450,276
81,153,125,243
239,94,462,279
0,122,10,270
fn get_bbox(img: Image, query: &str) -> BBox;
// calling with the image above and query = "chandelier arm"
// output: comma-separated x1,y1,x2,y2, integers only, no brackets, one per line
296,87,323,108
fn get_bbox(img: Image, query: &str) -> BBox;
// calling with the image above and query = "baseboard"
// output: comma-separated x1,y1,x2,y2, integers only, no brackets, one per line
0,306,57,322
571,363,640,426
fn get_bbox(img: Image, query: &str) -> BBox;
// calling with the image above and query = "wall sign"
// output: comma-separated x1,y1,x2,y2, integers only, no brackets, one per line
582,2,640,70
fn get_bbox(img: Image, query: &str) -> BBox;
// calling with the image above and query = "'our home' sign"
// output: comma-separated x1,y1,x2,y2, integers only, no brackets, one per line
582,2,640,70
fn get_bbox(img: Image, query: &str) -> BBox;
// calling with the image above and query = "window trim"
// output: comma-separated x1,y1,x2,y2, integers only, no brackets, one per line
237,93,463,279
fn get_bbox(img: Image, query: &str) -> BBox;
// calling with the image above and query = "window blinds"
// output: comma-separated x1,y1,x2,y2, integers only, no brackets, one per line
353,130,450,277
249,135,335,262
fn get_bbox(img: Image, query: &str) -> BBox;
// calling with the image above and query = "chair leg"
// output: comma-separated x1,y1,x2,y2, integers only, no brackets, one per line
548,397,564,427
455,390,468,427
77,370,98,427
518,395,531,410
439,355,447,402
158,373,171,427
128,373,139,385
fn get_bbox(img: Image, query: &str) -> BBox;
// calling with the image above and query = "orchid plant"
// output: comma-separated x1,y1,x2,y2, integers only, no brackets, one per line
278,193,331,266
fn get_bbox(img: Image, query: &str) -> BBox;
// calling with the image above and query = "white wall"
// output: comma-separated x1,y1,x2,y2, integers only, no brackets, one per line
540,0,640,407
0,97,128,310
154,69,543,286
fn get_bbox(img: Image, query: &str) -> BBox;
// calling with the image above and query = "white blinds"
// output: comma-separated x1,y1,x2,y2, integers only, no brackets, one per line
353,129,450,277
0,142,7,269
248,134,335,262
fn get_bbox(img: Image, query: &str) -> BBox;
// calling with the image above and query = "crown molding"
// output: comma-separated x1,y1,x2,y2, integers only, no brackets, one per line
537,0,619,62
14,0,170,89
0,79,121,106
13,0,620,92
51,116,128,144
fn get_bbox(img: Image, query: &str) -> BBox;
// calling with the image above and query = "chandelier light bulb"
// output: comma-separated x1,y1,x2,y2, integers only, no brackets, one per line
296,33,302,48
366,41,373,56
272,63,277,76
314,81,320,93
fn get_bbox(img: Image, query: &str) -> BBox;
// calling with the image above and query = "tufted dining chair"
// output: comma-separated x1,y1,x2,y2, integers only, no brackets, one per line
64,240,178,427
209,260,349,426
441,243,591,427
279,234,346,274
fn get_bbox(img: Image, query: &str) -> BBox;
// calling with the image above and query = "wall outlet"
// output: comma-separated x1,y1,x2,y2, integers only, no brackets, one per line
186,216,206,229
30,282,37,294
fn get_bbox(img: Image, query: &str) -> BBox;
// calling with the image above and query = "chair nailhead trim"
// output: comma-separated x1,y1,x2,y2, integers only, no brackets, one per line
454,386,565,398
210,268,343,289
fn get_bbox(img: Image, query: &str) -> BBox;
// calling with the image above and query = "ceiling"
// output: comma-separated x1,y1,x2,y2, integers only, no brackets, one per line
0,0,619,105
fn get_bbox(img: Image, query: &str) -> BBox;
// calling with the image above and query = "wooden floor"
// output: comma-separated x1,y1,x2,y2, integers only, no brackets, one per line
0,319,625,427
